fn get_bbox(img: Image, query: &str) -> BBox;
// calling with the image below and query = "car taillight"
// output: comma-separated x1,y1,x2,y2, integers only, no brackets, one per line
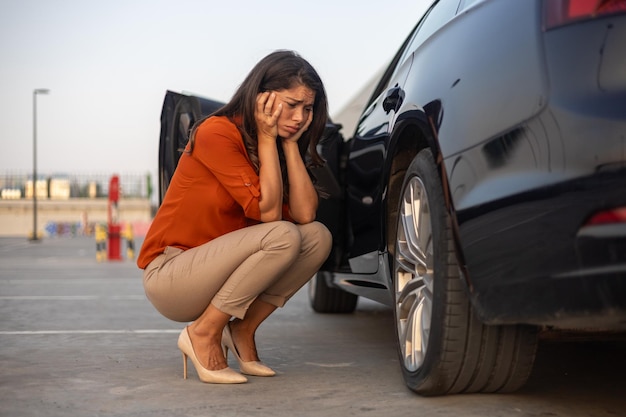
584,207,626,226
544,0,626,30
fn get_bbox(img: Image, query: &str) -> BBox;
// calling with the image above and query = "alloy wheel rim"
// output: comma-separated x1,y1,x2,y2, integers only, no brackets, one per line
394,176,434,372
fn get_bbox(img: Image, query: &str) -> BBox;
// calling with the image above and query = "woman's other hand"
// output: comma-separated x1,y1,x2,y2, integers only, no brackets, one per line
255,91,284,222
283,110,312,145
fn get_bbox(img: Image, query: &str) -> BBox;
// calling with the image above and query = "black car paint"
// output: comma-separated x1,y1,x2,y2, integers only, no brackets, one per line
319,0,626,328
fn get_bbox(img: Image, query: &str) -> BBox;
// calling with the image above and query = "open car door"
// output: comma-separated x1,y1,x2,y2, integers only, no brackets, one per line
158,90,224,204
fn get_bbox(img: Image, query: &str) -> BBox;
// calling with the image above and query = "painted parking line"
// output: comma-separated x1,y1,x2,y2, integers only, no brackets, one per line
0,279,139,284
0,295,145,300
0,329,181,335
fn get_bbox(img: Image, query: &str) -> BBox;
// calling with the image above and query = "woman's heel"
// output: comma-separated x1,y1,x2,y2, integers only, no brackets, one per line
222,323,276,377
178,327,247,384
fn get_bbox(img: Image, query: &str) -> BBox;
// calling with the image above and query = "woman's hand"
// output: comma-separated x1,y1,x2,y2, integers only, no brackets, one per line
255,92,282,140
283,110,313,144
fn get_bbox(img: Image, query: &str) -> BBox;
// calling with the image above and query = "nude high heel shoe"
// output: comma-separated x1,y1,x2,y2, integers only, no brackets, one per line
178,327,247,384
222,323,276,377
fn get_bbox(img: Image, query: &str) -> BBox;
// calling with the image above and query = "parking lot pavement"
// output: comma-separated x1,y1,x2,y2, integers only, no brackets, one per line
0,236,403,417
1,236,625,417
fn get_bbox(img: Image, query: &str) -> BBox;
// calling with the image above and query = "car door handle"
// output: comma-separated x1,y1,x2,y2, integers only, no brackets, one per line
382,85,404,114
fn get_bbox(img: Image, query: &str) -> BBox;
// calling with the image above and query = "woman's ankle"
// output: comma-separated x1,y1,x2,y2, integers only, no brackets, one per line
229,321,259,362
187,326,228,370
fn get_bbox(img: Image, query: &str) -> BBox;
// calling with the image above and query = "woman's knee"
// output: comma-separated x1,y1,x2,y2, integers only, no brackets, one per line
316,222,333,248
301,221,332,254
261,221,302,257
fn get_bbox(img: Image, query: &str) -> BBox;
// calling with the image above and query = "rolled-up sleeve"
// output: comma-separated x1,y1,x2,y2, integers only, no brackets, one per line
192,118,262,221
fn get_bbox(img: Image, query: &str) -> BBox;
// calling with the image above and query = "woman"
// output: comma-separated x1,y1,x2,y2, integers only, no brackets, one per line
137,50,332,384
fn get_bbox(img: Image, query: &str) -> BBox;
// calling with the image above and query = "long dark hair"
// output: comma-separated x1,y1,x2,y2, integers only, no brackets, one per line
188,50,328,194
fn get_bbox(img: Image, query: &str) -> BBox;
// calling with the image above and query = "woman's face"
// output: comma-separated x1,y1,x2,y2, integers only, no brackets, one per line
272,85,315,139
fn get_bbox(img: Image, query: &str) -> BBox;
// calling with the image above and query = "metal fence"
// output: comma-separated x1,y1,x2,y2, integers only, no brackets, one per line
0,171,153,200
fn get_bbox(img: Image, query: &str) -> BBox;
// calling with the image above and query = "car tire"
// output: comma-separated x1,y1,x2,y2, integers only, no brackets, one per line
308,271,358,314
391,149,538,395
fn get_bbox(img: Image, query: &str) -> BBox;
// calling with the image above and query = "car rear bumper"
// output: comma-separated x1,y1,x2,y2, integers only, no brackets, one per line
458,158,626,329
469,265,626,330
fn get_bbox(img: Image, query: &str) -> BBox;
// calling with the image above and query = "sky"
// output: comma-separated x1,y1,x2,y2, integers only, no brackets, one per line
0,0,431,183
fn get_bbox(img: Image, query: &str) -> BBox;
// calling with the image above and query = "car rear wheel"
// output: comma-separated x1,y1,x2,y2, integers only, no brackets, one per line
308,271,358,313
392,149,538,395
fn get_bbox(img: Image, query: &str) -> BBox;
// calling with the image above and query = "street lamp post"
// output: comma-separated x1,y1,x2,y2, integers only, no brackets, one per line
31,88,50,242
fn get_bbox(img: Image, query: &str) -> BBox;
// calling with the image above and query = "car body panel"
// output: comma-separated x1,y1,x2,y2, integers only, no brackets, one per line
450,8,626,326
321,0,626,329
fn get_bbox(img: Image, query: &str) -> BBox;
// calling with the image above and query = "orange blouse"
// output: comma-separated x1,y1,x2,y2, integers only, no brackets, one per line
137,115,289,269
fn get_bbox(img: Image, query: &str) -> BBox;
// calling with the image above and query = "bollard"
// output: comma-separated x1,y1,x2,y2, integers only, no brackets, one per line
95,224,107,262
122,223,135,261
107,224,122,261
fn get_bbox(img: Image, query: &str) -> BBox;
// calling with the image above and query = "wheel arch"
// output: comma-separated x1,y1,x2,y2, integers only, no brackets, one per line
384,112,439,261
383,108,470,291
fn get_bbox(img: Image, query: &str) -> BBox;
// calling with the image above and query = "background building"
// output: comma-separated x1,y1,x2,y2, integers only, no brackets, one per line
0,171,153,238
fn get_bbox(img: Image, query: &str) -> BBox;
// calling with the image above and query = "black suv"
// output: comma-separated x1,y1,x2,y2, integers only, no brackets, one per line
159,0,626,396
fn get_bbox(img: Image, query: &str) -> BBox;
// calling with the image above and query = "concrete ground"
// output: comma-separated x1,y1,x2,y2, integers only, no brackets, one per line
0,236,625,417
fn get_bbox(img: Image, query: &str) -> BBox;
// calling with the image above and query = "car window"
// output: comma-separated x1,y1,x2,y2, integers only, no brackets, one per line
395,3,435,71
365,4,434,106
458,0,484,12
388,0,461,84
363,0,461,109
409,0,461,51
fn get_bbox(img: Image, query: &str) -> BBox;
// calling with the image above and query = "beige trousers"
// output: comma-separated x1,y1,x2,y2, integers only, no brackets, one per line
142,221,332,322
